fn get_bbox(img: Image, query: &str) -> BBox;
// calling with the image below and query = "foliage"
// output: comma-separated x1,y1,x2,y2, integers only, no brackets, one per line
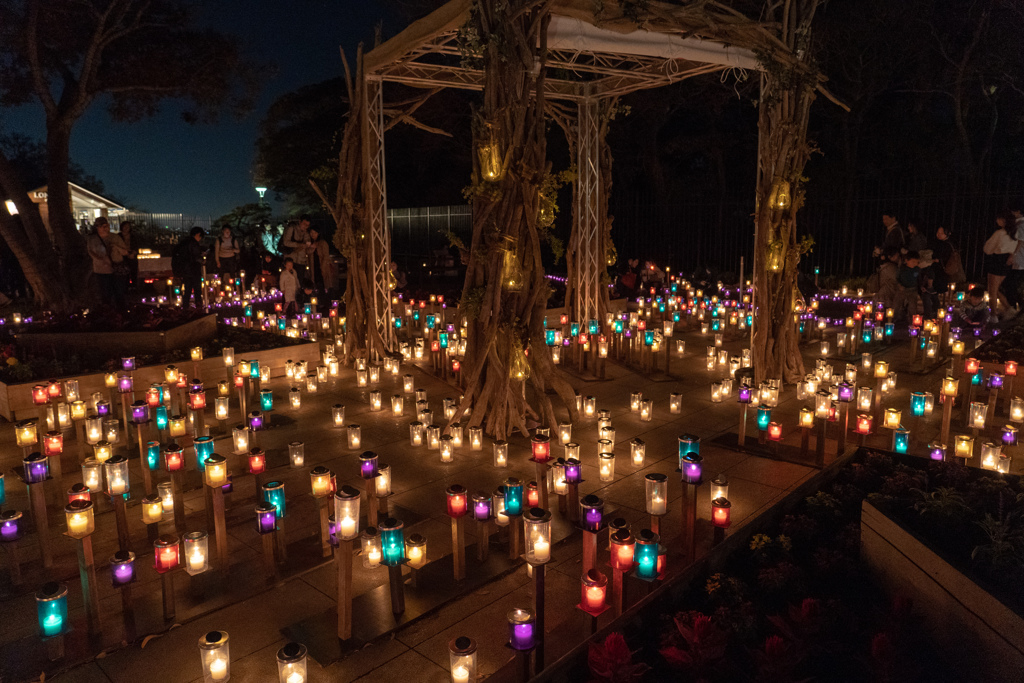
213,204,274,247
972,512,1024,571
588,632,650,683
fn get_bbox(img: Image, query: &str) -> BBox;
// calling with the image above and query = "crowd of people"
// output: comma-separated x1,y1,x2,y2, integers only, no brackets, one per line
868,204,1024,328
84,214,345,310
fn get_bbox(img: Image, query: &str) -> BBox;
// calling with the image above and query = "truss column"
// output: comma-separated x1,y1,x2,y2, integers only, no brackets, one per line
365,75,395,358
573,96,601,326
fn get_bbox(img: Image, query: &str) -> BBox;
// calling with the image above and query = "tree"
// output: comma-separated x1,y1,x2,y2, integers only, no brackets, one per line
0,0,261,310
256,77,472,213
213,203,274,248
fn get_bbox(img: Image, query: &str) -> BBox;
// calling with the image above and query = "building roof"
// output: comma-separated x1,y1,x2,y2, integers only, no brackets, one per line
29,182,127,212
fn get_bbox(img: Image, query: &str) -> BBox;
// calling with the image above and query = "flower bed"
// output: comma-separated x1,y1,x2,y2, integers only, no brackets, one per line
970,311,1024,365
557,451,965,683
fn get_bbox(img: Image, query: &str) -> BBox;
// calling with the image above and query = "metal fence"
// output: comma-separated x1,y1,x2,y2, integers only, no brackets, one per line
388,205,472,268
123,212,214,248
610,176,1024,282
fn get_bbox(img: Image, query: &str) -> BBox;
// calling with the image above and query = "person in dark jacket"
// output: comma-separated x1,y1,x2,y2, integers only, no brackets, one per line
181,226,206,308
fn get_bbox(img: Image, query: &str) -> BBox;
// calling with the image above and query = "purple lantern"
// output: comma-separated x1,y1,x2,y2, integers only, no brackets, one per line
130,401,150,424
359,451,379,479
24,452,48,484
1002,426,1018,446
580,494,604,532
256,503,277,534
248,411,264,432
110,550,135,587
1,510,22,542
472,492,491,521
118,375,133,394
737,384,751,404
563,458,582,485
838,382,854,403
121,357,136,371
682,453,703,485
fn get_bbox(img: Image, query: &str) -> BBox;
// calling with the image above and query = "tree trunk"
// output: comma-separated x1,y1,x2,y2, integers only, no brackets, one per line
751,0,819,386
0,150,74,312
45,120,88,272
454,0,578,440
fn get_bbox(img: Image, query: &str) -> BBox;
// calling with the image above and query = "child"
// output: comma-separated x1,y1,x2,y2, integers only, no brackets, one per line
280,257,299,316
952,286,991,330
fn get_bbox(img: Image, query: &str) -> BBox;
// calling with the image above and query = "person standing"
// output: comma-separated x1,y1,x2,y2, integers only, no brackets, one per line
119,221,138,293
875,212,904,258
87,217,118,305
1003,202,1024,315
281,215,311,278
214,227,241,281
982,211,1017,320
174,227,206,308
280,257,300,316
306,226,336,297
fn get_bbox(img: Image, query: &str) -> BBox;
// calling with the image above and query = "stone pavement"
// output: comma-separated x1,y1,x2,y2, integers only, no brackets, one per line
0,321,1008,682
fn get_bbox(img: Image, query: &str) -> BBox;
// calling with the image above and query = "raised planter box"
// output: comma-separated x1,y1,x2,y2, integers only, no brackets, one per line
0,340,321,422
860,499,1024,682
14,314,219,357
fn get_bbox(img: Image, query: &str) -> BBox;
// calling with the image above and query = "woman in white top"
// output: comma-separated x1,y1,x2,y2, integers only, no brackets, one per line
983,210,1018,316
215,227,240,279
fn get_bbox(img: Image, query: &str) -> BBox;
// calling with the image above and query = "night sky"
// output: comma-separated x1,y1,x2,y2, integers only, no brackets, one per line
5,0,395,217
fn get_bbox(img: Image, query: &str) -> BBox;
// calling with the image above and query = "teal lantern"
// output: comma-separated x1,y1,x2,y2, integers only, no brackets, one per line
757,406,772,430
36,583,69,638
677,434,700,467
545,329,556,346
426,314,436,329
155,405,168,430
243,304,253,318
304,303,312,315
146,441,161,471
972,370,983,386
249,361,260,380
277,318,286,331
644,330,654,346
379,518,406,566
862,330,872,345
799,322,805,334
263,481,286,519
910,392,926,418
412,311,420,322
394,317,402,329
588,319,599,335
634,530,659,580
439,332,449,349
504,478,524,516
0,472,5,506
195,436,215,471
711,319,721,332
613,320,623,334
884,323,894,337
260,390,274,412
894,427,909,454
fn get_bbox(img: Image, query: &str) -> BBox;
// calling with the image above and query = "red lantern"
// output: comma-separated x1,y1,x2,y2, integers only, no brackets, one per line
580,569,608,614
431,340,440,353
856,414,873,435
154,536,180,574
189,390,206,411
578,333,588,346
437,295,444,304
451,360,461,373
965,357,980,375
712,498,731,528
47,380,62,399
530,435,551,463
275,302,283,312
234,374,245,389
1006,361,1018,377
912,315,923,327
610,531,634,571
559,314,569,325
874,311,883,322
526,481,539,508
146,387,161,408
637,320,646,331
68,483,91,503
445,485,468,518
176,373,189,389
165,448,184,472
44,431,63,457
853,310,862,321
32,385,49,406
329,308,337,318
248,449,266,475
767,422,782,442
